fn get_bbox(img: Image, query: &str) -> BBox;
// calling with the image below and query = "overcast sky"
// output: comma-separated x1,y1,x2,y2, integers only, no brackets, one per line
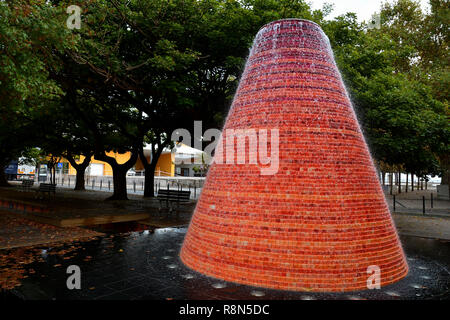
308,0,431,22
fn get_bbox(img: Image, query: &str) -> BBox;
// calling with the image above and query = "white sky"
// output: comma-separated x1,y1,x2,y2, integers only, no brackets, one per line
308,0,431,22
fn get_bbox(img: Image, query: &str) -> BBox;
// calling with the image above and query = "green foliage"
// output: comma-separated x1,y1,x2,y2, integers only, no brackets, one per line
0,0,448,186
324,0,449,178
0,1,76,168
19,147,46,167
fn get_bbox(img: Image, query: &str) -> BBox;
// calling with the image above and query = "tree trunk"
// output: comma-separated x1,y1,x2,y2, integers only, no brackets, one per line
48,165,53,184
143,164,157,197
139,143,165,198
108,165,128,200
405,172,408,193
398,172,401,193
66,153,91,191
382,172,386,186
94,150,138,201
411,173,414,191
438,155,449,187
75,168,86,190
389,173,393,195
442,170,449,185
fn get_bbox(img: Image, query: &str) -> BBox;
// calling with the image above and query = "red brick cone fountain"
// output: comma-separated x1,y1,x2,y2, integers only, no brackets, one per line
180,19,408,292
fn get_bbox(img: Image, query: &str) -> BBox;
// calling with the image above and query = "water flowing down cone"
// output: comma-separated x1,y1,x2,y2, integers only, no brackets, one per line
181,19,408,292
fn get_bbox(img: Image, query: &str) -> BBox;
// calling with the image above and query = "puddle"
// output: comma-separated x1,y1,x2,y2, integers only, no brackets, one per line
2,231,450,300
84,222,152,234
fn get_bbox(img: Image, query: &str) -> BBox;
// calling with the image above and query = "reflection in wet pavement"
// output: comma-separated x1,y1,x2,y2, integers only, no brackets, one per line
3,227,450,300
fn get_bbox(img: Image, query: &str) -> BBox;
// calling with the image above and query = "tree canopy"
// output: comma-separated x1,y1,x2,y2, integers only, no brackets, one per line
0,0,448,196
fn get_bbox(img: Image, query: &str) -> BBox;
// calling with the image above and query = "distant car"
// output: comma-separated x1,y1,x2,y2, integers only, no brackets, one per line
127,169,136,176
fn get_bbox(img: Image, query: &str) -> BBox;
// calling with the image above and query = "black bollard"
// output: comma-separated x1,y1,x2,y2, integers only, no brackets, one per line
108,180,111,190
100,180,102,190
393,195,396,212
166,183,169,208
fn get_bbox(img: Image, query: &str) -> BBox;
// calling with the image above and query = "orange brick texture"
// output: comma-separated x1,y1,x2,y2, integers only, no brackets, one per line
180,19,408,292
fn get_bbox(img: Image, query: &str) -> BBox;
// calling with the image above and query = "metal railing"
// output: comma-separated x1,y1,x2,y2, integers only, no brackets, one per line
43,174,205,200
392,193,445,215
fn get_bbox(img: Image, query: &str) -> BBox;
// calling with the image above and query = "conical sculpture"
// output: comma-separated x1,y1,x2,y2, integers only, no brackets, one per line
181,19,408,292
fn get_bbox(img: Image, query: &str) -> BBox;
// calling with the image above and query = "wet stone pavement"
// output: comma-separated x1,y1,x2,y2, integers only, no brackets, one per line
3,227,450,300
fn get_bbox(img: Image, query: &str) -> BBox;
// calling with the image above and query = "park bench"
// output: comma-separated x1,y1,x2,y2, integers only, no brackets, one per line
21,179,34,192
157,189,191,213
35,183,56,199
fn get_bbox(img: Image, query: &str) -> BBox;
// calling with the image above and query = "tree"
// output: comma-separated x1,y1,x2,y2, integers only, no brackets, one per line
33,90,95,190
8,0,445,200
139,131,173,197
322,4,449,188
377,0,449,185
0,1,75,186
63,0,321,199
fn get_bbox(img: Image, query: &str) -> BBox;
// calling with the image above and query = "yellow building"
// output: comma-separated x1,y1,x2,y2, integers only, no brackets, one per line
67,150,175,177
65,143,207,177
